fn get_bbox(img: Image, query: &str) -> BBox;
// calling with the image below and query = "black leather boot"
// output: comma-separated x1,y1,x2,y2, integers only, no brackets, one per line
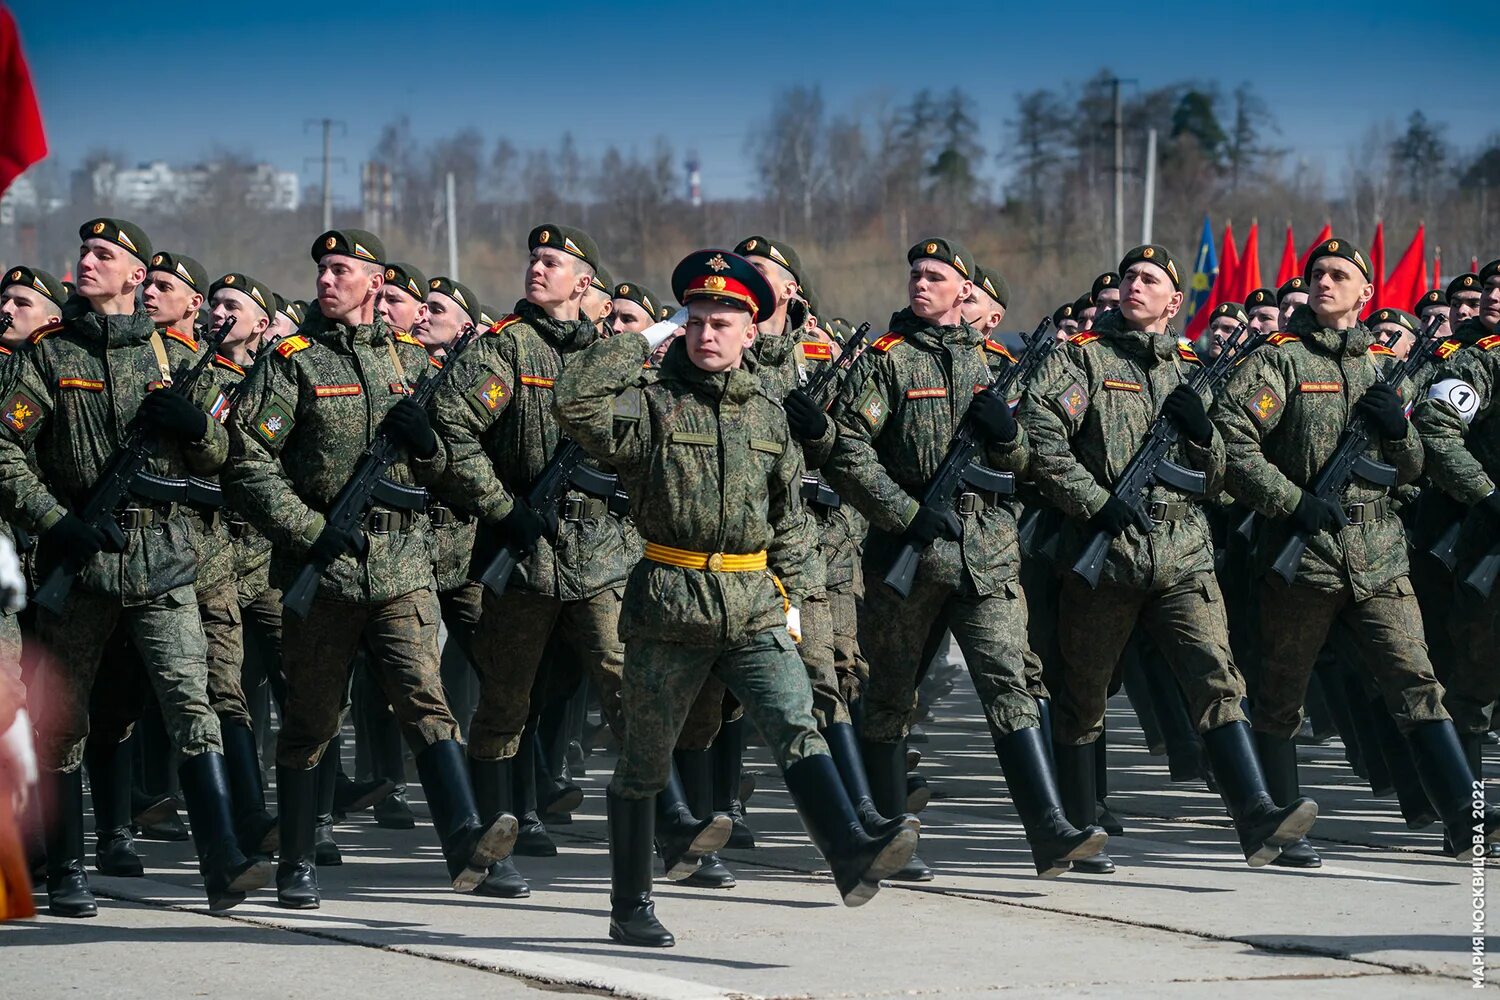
825,723,916,839
1204,722,1318,866
43,768,97,917
1093,722,1126,835
1368,698,1436,829
84,733,143,877
675,749,735,889
512,724,556,857
1406,721,1500,858
415,739,518,891
368,705,414,829
179,752,274,910
333,771,396,814
1253,732,1322,868
1342,680,1394,795
538,695,583,819
783,754,919,906
221,722,277,857
1052,739,1113,874
712,714,755,848
1454,732,1500,857
861,736,933,880
468,755,529,898
132,703,188,840
313,745,342,866
607,790,674,947
275,763,320,909
1001,728,1107,877
655,760,730,880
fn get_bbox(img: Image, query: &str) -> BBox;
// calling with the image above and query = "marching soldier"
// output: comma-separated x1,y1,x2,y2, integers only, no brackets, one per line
1020,243,1317,870
612,282,664,336
375,261,429,338
1277,276,1308,329
1414,288,1448,336
583,265,615,331
224,228,516,909
1448,272,1483,328
0,265,65,354
1092,272,1121,314
820,237,1106,881
1205,301,1248,357
555,247,918,948
1368,308,1421,359
1245,288,1279,337
0,219,271,915
1214,237,1498,858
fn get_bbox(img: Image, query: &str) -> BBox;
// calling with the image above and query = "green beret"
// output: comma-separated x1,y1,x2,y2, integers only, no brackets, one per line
830,317,855,339
147,251,208,294
1244,287,1277,310
2,265,66,306
80,217,152,265
1053,301,1076,325
612,281,663,319
734,236,804,287
1091,272,1120,299
1414,288,1447,314
1119,244,1182,290
1369,307,1418,333
1303,237,1371,281
671,248,774,322
209,272,275,320
426,275,483,323
278,297,307,327
975,265,1010,308
658,304,673,321
477,303,502,329
802,284,822,318
1447,272,1482,298
528,223,600,273
1072,293,1094,314
590,262,614,296
382,262,428,302
1210,301,1248,325
1276,275,1307,303
1481,259,1500,286
312,228,384,266
907,237,975,281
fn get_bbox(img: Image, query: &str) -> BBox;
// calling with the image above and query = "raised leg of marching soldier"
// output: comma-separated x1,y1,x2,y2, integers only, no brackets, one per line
666,675,742,877
240,585,283,783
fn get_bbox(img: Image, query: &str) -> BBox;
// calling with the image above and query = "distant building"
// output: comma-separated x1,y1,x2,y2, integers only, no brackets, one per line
73,159,300,213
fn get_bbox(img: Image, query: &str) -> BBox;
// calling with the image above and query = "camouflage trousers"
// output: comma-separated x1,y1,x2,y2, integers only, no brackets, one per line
199,578,250,729
612,627,828,800
276,587,458,770
0,608,19,685
859,567,1038,744
1254,575,1448,740
33,585,220,773
467,586,625,761
1055,571,1248,746
828,577,866,708
1417,558,1496,734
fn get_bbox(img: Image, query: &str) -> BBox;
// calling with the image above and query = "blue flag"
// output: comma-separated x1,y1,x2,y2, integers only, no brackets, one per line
1182,214,1218,329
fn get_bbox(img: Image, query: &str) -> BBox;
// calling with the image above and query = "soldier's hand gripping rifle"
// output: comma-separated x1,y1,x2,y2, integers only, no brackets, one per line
1266,314,1445,586
34,317,236,614
883,317,1055,598
1071,323,1251,589
281,326,478,620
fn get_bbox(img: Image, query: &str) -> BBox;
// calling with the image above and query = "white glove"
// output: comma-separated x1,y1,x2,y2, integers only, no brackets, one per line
0,707,37,813
0,532,23,615
639,307,688,351
786,606,802,644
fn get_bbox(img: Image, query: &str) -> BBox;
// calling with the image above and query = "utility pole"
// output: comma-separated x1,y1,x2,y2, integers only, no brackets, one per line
1112,77,1124,262
303,118,346,230
1141,128,1158,245
446,172,459,281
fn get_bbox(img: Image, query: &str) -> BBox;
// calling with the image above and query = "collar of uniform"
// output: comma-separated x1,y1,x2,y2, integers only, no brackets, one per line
659,337,759,404
886,307,966,349
1092,306,1179,362
1286,304,1374,357
1452,316,1494,345
309,307,388,349
515,298,599,353
66,299,156,348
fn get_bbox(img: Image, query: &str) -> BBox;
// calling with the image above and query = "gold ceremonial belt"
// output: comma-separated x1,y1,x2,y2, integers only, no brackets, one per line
642,543,768,572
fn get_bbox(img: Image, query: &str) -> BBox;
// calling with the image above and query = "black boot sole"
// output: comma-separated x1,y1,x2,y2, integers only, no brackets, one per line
132,795,182,829
1038,828,1109,879
609,918,675,948
340,779,397,814
1246,800,1319,868
841,828,920,907
906,786,931,813
227,858,276,894
540,786,584,816
452,814,520,892
664,815,732,881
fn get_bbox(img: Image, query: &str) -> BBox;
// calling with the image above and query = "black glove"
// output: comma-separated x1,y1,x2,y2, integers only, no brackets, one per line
1088,495,1137,538
41,513,109,569
1478,491,1500,523
499,501,547,553
1290,491,1343,535
1162,384,1213,445
309,524,367,566
969,391,1017,443
783,389,828,442
380,397,438,458
1355,382,1407,441
137,389,208,442
906,504,962,545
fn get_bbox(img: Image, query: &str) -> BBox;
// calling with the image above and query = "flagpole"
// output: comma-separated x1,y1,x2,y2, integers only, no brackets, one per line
1141,128,1157,245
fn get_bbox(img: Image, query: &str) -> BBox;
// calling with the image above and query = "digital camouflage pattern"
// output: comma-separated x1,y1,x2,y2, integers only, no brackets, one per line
192,353,249,593
1211,306,1423,599
0,303,227,601
223,308,442,604
430,507,477,593
198,576,249,727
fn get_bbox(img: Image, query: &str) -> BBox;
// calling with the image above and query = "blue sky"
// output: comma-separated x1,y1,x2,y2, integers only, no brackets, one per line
12,1,1486,204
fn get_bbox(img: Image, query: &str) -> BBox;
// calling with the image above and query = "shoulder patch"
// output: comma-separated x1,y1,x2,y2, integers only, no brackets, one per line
1478,334,1500,351
29,319,62,344
161,327,197,351
870,333,904,352
213,354,245,375
1247,384,1284,423
0,390,42,434
800,340,833,361
1057,381,1089,416
1435,339,1462,359
1069,331,1100,346
394,330,423,347
612,387,643,421
486,313,522,335
1369,343,1397,358
984,338,1017,363
474,373,510,412
276,335,313,358
1267,332,1300,347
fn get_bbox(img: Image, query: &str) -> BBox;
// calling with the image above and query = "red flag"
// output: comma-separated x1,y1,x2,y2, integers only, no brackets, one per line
0,9,45,198
1433,247,1442,288
1275,224,1297,285
1362,221,1385,318
1239,222,1262,296
1473,256,1481,274
1186,221,1238,339
1383,224,1426,312
1300,222,1332,270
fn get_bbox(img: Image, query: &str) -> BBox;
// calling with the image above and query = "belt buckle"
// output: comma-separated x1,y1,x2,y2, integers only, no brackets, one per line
118,508,144,530
957,492,979,515
707,552,726,571
1345,502,1367,524
429,506,452,527
563,497,585,523
368,511,392,535
1147,500,1169,524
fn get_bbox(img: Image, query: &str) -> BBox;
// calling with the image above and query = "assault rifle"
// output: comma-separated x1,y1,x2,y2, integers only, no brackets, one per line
473,438,592,598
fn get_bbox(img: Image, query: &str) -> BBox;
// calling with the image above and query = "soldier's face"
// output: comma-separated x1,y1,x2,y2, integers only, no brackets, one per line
0,286,58,343
1247,306,1279,334
908,260,968,324
420,292,469,352
317,256,381,320
78,239,145,302
1417,305,1450,338
1095,287,1121,311
526,248,590,309
960,288,1004,333
1278,291,1307,328
1479,279,1500,329
684,300,754,372
376,285,425,333
1371,322,1415,360
582,286,613,324
142,271,201,326
268,312,296,344
1077,306,1097,329
612,298,653,334
1450,290,1481,323
210,288,269,351
1308,259,1371,321
1209,316,1241,349
1119,263,1183,328
748,258,797,310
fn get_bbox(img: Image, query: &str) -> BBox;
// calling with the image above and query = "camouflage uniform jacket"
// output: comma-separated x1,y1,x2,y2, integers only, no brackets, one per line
1018,309,1223,590
223,309,443,604
190,352,251,593
429,300,632,601
821,308,1030,596
0,303,227,603
1212,306,1422,598
554,333,814,647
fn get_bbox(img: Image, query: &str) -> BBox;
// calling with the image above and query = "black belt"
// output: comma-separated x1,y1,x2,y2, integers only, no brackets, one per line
363,508,421,534
117,504,175,530
957,491,1002,515
1146,500,1191,524
427,504,472,528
